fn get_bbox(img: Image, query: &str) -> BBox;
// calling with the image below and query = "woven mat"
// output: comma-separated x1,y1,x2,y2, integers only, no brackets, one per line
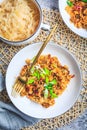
0,9,87,130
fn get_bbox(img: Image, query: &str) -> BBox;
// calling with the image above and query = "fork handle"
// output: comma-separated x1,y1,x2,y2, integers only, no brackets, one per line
29,24,57,73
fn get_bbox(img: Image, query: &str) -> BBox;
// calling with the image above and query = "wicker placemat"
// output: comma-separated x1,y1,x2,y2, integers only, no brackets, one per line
0,9,87,130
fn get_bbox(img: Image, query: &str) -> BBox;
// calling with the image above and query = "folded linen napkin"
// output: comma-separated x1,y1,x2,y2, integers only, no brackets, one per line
0,72,41,130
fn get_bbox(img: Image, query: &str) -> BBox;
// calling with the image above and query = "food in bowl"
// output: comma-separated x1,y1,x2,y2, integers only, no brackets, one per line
65,0,87,29
0,0,40,41
13,54,75,108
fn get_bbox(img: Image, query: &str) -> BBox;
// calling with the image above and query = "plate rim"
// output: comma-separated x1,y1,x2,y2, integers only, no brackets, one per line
5,42,82,118
58,0,87,39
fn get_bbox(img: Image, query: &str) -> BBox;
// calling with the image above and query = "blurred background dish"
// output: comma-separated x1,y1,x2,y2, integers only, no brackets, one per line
0,0,50,46
59,0,87,38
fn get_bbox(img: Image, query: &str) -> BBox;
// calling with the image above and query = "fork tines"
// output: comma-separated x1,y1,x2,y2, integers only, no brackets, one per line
11,78,25,97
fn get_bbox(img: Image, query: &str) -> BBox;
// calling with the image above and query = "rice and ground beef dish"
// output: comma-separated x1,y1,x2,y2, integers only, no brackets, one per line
65,0,87,29
14,54,74,108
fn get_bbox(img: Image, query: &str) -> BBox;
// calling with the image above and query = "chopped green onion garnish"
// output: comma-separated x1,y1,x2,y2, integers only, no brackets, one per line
51,93,58,98
49,89,58,98
45,77,49,83
43,68,50,75
49,89,53,95
44,83,53,89
32,70,41,80
27,79,34,84
40,73,45,78
50,79,57,85
82,0,87,2
44,79,57,90
44,79,58,99
67,0,73,6
44,88,48,99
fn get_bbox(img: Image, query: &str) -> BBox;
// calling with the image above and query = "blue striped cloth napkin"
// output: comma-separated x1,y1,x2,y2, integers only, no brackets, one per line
0,72,41,130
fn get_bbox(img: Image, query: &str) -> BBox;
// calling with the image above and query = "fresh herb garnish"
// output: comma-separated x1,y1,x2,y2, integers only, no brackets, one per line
51,93,58,98
31,66,51,80
40,73,45,78
43,68,50,75
27,79,34,84
50,79,57,85
45,76,49,83
32,70,41,80
82,0,87,2
44,79,58,98
44,88,48,99
49,88,58,98
67,0,73,6
44,83,53,90
44,79,57,89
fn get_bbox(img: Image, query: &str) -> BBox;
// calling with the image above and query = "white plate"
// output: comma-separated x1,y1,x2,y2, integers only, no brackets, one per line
6,42,82,118
59,0,87,38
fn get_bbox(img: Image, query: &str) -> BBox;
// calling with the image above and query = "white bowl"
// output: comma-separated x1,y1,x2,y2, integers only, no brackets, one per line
6,42,82,118
0,0,50,46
